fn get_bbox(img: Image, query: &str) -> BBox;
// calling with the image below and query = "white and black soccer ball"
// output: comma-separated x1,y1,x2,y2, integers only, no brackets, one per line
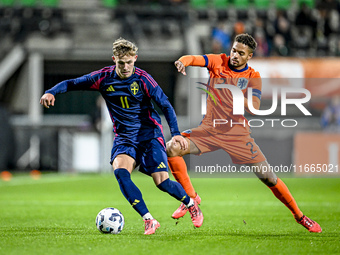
95,207,125,234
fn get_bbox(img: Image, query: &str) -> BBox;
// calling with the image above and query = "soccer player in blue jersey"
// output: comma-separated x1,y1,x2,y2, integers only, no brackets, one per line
40,37,203,235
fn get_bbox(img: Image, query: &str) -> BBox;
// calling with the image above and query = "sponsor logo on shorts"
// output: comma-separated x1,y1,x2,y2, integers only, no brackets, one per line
157,162,167,169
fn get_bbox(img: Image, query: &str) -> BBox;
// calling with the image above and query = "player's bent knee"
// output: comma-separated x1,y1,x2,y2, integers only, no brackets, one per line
166,140,180,157
268,177,278,186
261,177,277,187
265,172,278,186
151,171,169,185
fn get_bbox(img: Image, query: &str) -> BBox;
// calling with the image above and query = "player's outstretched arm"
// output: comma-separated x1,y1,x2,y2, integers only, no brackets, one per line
40,93,55,108
171,135,188,151
174,55,206,76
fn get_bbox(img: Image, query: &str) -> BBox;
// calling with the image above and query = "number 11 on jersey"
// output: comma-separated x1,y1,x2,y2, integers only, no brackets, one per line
120,96,129,108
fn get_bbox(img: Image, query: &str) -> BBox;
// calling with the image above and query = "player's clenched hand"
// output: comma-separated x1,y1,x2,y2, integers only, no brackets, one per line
171,135,188,151
40,93,55,108
174,60,186,75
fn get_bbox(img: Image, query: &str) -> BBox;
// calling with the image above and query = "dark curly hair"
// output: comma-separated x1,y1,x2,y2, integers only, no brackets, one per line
234,33,257,53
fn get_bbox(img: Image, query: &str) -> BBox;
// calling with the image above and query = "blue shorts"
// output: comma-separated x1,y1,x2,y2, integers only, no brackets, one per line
110,137,168,176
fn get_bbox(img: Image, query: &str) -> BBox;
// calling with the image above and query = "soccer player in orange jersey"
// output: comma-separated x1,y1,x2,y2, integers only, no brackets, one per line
166,33,321,233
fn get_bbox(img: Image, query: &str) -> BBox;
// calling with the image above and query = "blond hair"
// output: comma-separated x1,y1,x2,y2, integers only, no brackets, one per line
112,37,138,57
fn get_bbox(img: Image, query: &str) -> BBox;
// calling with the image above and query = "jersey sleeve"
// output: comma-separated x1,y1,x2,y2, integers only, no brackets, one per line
140,72,181,137
248,71,262,100
245,71,262,111
178,55,207,67
204,54,224,71
45,71,102,96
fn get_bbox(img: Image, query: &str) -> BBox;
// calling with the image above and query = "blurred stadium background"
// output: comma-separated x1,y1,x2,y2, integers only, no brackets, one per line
0,0,339,175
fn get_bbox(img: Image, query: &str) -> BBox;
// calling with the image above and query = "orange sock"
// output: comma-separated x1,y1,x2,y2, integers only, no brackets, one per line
269,178,303,220
168,156,197,198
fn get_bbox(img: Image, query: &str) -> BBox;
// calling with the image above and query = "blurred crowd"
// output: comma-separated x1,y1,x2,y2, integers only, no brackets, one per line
321,95,340,132
0,0,340,57
210,0,340,57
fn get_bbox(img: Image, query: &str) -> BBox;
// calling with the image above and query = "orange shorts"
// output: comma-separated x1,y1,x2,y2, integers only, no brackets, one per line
181,126,266,165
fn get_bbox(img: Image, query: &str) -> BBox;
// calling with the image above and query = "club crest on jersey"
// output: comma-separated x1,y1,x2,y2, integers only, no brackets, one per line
237,78,248,90
130,82,139,95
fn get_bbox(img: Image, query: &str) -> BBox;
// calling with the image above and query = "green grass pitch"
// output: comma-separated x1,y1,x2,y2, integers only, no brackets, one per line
0,172,339,255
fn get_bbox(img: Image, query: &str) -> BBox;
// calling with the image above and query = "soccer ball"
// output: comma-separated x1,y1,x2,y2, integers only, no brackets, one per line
95,207,125,234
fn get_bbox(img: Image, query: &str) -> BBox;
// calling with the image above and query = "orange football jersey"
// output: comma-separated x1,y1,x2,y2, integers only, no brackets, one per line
180,53,262,135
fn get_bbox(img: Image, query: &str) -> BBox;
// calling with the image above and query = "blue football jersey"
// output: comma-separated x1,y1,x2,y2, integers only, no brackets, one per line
45,65,180,143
